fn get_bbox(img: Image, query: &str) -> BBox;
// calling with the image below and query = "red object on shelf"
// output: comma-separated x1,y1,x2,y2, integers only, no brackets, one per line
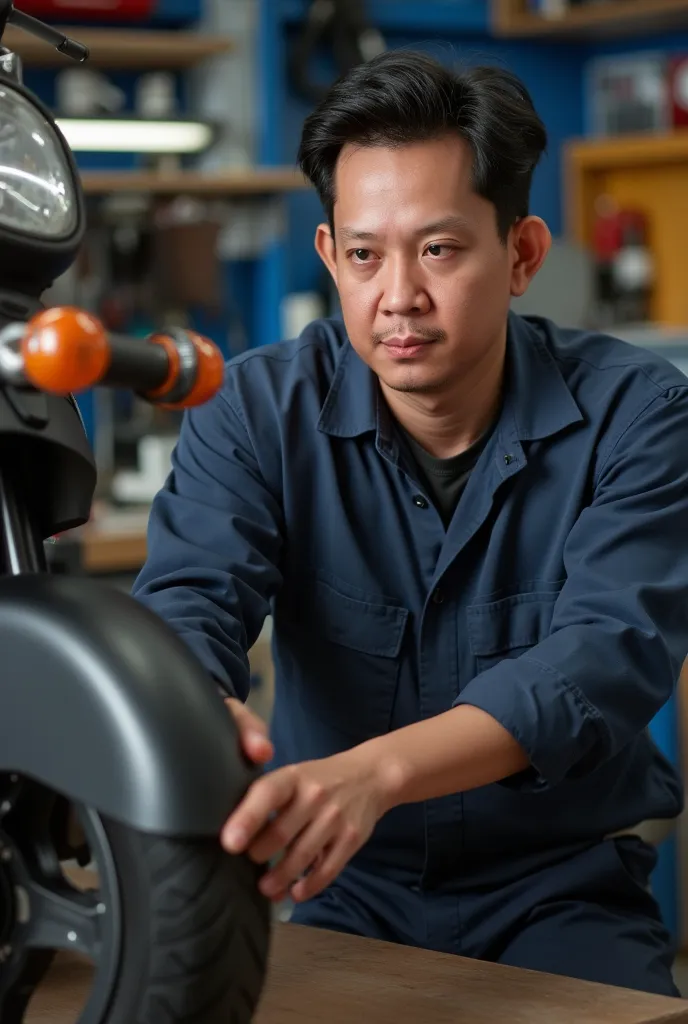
669,55,688,129
19,0,154,19
592,204,623,262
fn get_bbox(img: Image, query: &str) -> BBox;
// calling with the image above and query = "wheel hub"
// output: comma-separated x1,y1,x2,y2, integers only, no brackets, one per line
0,831,15,954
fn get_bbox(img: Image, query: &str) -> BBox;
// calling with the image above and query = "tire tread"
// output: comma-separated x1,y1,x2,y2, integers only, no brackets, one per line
107,826,270,1024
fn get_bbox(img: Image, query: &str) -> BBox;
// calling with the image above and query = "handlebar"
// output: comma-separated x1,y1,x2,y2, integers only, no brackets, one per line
15,307,224,408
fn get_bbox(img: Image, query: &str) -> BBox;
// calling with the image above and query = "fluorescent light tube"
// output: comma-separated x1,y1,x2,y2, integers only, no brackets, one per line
56,118,214,154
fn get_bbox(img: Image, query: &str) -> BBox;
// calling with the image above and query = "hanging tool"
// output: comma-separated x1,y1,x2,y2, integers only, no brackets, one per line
288,0,385,106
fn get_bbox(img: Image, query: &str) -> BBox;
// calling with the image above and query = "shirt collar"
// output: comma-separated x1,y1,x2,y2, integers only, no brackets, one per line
505,312,583,441
317,338,378,438
317,312,583,443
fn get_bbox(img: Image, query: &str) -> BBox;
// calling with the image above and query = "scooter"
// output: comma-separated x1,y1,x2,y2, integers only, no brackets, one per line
0,5,271,1021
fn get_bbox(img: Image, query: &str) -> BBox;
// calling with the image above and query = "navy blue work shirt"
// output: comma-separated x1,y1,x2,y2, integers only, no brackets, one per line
133,312,688,891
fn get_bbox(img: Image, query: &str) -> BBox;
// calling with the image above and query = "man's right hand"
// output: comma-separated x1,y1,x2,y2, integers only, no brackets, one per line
225,697,274,766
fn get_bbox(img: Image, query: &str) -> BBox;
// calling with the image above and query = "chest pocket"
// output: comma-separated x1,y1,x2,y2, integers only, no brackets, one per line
466,587,562,671
283,576,409,742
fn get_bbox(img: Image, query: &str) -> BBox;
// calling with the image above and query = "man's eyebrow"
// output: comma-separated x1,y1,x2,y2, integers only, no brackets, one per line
338,226,378,242
338,215,471,242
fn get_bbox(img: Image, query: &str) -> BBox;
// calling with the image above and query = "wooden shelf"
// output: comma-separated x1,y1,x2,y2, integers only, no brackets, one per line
565,131,688,326
3,26,234,68
80,167,310,196
566,130,688,172
492,0,688,39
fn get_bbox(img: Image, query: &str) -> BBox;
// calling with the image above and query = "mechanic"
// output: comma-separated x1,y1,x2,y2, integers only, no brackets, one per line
132,50,688,996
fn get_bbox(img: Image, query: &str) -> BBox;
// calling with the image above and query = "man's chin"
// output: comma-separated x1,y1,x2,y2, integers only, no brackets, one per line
379,370,443,396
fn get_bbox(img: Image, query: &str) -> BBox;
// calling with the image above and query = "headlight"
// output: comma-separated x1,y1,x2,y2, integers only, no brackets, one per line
0,74,84,297
0,82,78,240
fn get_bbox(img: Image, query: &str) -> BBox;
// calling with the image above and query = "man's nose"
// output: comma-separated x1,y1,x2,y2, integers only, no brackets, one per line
379,256,430,317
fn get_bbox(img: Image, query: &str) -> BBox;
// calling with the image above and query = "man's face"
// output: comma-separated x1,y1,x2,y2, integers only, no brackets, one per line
315,135,548,398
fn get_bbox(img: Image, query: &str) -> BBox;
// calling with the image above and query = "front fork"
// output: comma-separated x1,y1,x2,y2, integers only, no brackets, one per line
0,460,46,577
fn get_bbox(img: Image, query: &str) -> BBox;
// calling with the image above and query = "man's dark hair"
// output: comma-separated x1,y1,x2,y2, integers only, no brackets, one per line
297,50,547,242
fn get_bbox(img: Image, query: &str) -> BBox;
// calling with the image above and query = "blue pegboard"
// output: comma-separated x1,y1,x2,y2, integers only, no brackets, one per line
152,0,202,25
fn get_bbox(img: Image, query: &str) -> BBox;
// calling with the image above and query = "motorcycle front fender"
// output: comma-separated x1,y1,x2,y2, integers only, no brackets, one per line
0,574,254,836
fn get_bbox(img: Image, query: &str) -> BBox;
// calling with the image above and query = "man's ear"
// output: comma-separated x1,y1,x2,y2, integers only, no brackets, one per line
315,222,337,284
509,216,551,298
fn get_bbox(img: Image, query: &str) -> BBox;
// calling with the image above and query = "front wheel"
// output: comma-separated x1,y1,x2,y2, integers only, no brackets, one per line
0,779,272,1024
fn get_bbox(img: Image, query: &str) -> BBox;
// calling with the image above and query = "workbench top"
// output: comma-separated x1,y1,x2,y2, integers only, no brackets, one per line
28,922,688,1023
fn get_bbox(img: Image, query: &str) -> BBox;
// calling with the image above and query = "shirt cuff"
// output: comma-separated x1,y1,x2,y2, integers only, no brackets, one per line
452,655,608,790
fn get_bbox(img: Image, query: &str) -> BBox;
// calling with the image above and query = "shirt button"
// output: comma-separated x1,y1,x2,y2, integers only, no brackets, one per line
432,587,444,604
413,494,428,509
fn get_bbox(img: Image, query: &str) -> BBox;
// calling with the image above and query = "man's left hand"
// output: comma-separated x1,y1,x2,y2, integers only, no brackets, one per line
220,747,397,903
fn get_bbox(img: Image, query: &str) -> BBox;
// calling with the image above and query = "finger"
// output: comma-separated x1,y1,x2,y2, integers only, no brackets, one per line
226,697,269,737
259,806,340,899
271,889,290,905
246,802,310,866
226,698,274,764
290,832,357,903
242,731,274,765
221,770,295,854
266,852,326,907
248,784,328,865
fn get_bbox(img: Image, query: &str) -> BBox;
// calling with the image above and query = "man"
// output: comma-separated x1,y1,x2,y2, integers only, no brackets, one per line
132,51,688,995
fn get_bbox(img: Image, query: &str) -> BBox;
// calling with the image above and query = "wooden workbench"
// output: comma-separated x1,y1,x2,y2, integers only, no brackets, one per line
80,525,147,575
50,515,149,576
27,922,688,1023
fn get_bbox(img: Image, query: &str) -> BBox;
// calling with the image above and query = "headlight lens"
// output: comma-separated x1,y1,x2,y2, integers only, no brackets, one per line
0,83,78,240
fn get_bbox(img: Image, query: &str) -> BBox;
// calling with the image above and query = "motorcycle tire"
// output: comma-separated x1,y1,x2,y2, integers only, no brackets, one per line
96,816,271,1024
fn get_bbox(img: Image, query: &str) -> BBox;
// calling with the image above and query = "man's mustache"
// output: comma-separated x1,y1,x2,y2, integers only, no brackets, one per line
372,324,447,344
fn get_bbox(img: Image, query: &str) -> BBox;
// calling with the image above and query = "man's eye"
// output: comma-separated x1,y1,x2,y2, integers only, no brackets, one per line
427,244,450,257
353,249,371,262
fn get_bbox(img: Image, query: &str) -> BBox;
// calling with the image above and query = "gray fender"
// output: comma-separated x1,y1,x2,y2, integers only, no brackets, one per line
0,574,254,836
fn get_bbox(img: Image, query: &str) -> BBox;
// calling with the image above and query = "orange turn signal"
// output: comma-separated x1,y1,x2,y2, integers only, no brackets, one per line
21,307,110,395
157,331,225,409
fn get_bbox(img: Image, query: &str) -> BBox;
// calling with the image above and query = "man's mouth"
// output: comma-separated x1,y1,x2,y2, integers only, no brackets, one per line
381,335,435,358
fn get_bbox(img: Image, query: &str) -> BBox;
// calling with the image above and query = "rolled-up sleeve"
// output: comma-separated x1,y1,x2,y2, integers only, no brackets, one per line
455,384,688,789
132,383,283,701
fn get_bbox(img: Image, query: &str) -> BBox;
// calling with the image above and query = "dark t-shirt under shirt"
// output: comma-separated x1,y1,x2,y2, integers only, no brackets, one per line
399,426,492,527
